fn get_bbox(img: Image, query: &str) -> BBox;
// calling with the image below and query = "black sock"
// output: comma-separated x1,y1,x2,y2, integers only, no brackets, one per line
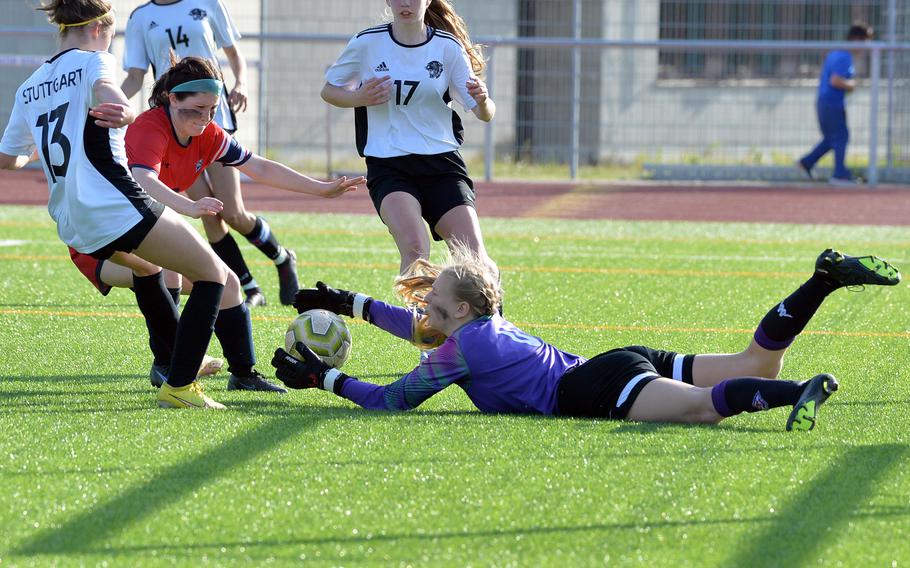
167,281,224,388
213,302,255,377
243,216,285,262
753,274,838,350
210,233,255,287
167,287,181,309
133,272,178,367
711,378,803,417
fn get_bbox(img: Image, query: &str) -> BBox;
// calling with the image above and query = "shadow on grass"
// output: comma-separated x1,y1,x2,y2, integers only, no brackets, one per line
724,443,910,566
13,411,324,557
45,508,910,559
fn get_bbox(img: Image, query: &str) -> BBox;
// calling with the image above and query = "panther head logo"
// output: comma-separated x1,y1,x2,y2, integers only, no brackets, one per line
189,8,207,20
425,60,443,79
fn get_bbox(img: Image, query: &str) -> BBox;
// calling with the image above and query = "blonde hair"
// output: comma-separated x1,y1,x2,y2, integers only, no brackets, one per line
425,0,485,75
39,0,114,36
395,245,502,318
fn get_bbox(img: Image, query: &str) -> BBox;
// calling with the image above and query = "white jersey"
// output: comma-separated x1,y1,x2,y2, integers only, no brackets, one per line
0,49,152,253
325,24,478,158
124,0,240,131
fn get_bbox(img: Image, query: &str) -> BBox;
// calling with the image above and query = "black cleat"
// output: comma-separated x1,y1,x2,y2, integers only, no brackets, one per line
786,373,838,432
244,288,268,308
815,249,901,287
277,249,300,306
227,369,288,393
150,363,169,388
795,159,815,181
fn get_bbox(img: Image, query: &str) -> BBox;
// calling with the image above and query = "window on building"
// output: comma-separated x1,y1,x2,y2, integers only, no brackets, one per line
658,0,882,81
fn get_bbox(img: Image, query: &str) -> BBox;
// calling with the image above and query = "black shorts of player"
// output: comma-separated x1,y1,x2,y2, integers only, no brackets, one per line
365,151,475,241
556,345,696,419
87,199,165,261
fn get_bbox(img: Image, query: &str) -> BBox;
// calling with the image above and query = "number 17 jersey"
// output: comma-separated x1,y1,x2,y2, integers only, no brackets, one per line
325,24,478,158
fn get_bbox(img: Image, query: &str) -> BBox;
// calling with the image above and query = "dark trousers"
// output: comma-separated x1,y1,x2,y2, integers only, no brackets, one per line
800,101,850,180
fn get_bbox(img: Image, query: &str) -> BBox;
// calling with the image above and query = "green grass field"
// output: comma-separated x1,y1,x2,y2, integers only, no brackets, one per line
1,204,909,566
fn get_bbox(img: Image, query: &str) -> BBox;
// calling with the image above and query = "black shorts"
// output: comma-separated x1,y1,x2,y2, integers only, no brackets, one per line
556,345,696,419
87,201,164,260
365,151,475,241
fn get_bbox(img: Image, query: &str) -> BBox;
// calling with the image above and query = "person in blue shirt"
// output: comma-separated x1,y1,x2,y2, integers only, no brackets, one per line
271,246,899,432
798,23,873,185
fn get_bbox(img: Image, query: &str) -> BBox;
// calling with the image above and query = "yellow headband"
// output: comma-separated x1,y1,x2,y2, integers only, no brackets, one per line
58,10,112,33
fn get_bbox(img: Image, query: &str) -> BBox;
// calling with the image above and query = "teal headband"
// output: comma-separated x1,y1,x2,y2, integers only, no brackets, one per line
170,79,223,95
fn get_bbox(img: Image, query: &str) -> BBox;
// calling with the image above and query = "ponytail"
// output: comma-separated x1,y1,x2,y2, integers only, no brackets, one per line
424,0,485,75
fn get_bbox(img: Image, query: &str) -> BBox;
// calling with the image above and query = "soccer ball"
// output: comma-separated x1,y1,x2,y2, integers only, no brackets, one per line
285,309,352,369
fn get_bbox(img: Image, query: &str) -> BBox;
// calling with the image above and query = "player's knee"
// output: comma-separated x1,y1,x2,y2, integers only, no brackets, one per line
397,234,429,260
220,209,250,231
749,353,783,380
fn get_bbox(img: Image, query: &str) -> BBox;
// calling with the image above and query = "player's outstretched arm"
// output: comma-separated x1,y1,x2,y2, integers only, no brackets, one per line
236,155,364,198
131,167,224,218
272,343,335,389
295,282,423,344
293,281,364,317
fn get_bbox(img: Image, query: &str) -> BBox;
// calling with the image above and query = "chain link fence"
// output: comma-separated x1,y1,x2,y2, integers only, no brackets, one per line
2,0,909,183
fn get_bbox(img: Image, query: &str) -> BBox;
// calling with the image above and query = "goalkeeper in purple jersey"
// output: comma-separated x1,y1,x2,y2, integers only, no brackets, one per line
271,246,900,431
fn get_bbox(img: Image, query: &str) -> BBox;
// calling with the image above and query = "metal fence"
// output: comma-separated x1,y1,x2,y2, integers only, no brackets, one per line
2,0,909,184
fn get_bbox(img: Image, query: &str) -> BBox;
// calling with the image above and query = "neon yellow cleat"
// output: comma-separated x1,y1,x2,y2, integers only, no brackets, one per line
157,380,226,410
786,373,838,431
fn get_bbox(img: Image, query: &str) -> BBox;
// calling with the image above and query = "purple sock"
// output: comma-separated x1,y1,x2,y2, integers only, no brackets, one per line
711,380,735,417
712,378,803,417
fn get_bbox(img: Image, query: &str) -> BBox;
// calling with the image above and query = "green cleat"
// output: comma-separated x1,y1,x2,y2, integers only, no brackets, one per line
787,373,839,432
815,249,901,287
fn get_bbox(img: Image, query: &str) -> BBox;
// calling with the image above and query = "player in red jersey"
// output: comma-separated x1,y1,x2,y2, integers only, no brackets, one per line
68,56,363,398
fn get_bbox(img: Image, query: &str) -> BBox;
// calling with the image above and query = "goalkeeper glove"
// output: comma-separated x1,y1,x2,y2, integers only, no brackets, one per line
271,342,352,393
293,281,373,321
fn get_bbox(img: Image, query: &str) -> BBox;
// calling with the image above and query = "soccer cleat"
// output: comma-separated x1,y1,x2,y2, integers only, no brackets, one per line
150,363,169,388
277,249,300,306
149,356,225,388
815,249,901,287
786,373,838,431
157,380,226,409
828,176,860,187
244,288,268,308
227,369,289,393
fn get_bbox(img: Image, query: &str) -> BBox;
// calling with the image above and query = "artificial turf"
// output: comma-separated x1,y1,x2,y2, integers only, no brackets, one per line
1,205,908,566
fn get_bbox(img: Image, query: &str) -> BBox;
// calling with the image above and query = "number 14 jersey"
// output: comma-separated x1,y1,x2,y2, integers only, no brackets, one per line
326,24,479,158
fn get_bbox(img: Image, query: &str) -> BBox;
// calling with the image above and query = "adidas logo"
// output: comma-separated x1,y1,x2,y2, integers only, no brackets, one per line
374,61,389,72
149,20,159,30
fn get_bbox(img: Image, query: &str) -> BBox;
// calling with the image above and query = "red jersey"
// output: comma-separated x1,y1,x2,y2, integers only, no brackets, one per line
125,106,251,192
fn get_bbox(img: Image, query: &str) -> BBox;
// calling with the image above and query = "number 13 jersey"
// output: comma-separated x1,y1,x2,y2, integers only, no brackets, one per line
0,49,156,254
325,24,478,158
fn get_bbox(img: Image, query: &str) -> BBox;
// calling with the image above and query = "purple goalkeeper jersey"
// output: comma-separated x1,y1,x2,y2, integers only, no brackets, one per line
339,300,586,414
